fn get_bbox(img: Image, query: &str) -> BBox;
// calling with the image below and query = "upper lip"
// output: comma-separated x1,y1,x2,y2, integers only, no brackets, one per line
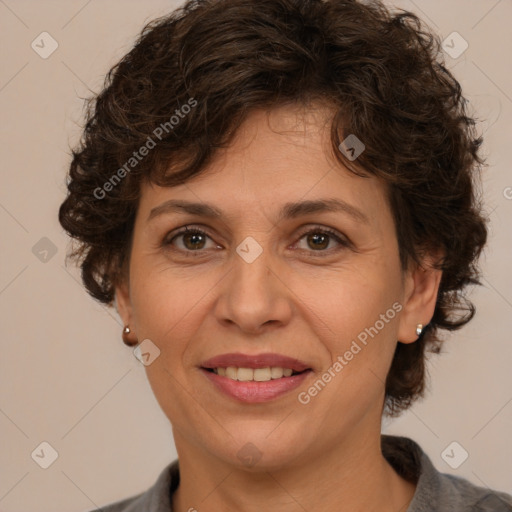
201,353,311,372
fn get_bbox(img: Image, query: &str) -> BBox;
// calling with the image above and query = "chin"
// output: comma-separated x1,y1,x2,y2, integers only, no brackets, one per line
217,432,309,472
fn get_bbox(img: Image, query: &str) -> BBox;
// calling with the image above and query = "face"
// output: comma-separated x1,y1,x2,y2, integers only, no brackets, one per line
116,103,441,470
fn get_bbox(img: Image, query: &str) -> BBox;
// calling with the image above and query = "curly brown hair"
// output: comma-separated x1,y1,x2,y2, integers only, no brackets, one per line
58,0,488,416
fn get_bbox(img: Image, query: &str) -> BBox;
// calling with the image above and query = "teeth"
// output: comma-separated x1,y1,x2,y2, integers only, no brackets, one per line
237,367,254,381
271,367,285,379
254,368,272,381
213,366,296,381
225,367,237,379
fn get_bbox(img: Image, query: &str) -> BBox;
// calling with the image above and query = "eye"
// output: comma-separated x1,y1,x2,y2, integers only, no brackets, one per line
163,226,218,253
293,226,350,255
162,225,351,256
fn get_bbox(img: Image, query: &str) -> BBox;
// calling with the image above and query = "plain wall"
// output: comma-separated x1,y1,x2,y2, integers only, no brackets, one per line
0,1,511,510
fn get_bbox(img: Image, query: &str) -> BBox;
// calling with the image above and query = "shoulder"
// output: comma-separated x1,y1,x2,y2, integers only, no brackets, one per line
85,459,180,512
382,435,512,512
89,492,145,512
435,471,512,511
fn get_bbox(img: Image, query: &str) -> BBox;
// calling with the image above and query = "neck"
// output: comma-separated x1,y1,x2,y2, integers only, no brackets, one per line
171,428,416,512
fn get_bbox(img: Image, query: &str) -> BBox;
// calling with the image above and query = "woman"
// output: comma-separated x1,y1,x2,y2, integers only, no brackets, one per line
58,0,512,510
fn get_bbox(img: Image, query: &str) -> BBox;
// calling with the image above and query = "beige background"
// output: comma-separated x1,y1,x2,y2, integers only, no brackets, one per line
0,0,511,510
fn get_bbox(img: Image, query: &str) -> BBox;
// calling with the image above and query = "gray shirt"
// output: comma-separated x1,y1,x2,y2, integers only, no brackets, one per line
90,435,512,511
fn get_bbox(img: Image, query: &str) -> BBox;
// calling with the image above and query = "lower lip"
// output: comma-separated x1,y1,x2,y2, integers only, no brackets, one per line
200,368,312,403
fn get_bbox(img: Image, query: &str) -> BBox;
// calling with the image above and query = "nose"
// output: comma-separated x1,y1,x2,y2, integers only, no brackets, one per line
213,245,293,335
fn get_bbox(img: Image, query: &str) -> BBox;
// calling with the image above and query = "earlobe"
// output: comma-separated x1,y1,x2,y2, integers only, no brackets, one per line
114,281,134,328
397,256,443,344
115,282,139,346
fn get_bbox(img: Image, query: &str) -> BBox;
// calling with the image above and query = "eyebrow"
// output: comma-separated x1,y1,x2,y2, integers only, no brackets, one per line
147,198,369,224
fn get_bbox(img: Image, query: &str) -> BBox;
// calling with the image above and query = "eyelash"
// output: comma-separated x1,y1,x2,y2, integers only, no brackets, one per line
162,225,351,257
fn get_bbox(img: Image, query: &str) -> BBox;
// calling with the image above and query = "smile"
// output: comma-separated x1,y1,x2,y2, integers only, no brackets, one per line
201,367,312,402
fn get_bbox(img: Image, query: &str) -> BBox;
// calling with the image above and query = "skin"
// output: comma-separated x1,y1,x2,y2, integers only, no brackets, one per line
116,103,443,512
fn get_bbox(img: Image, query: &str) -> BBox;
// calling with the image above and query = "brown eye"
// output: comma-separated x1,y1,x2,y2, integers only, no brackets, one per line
294,227,350,255
163,226,215,252
181,230,207,250
306,232,330,250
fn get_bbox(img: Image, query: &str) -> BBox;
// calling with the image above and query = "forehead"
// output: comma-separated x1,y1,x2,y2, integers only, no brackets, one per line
137,104,391,228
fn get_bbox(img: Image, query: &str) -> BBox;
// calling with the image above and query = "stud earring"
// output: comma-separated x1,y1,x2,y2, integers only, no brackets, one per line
122,325,138,346
416,324,423,337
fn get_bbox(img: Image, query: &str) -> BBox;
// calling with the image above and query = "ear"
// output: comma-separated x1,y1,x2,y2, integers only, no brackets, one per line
397,253,443,344
115,280,136,334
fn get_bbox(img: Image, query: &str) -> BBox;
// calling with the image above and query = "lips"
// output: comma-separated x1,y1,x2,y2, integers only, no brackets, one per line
199,352,314,402
200,352,312,372
201,368,312,402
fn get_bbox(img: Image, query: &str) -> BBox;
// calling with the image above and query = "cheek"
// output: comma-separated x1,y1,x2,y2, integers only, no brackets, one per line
295,265,403,404
129,250,198,334
129,262,222,374
128,269,209,427
297,264,401,338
